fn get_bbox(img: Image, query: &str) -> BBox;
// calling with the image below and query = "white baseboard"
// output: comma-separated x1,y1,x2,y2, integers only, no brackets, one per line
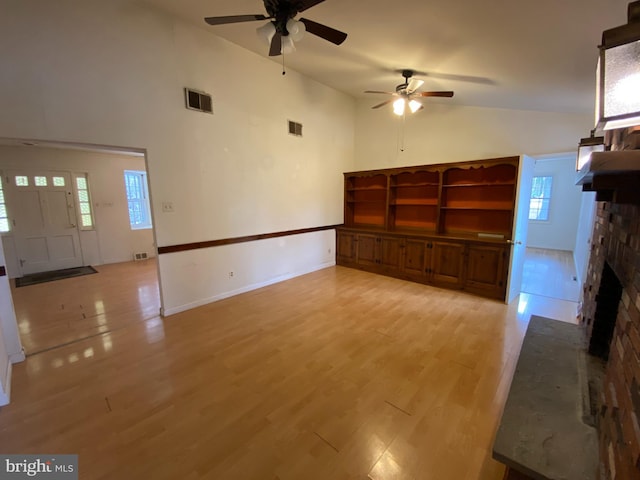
0,361,12,406
163,261,335,317
9,348,25,363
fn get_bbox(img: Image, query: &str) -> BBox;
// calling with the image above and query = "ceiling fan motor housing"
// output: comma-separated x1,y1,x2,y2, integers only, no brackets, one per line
396,69,414,93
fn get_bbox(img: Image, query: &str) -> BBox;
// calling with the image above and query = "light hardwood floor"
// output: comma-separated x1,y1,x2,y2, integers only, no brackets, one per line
10,260,160,354
1,262,576,480
521,247,581,302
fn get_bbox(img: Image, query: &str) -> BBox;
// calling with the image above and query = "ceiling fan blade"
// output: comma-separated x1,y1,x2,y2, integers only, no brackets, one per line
299,18,347,45
364,90,397,95
298,0,326,12
406,79,424,94
417,91,455,98
269,32,282,56
372,99,394,109
204,14,269,26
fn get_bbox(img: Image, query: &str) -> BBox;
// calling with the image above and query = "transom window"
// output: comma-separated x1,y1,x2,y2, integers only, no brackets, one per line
529,176,553,221
15,176,28,187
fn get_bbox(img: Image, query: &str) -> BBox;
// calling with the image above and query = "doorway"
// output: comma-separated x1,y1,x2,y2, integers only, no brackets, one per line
0,139,162,355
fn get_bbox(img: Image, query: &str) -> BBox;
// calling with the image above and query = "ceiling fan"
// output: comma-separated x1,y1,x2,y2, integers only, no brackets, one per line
204,0,347,57
365,70,454,116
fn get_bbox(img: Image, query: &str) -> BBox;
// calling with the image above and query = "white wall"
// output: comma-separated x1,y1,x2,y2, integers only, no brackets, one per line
0,240,24,406
0,316,9,406
0,0,355,314
355,100,593,170
0,146,154,276
574,191,597,285
526,155,584,251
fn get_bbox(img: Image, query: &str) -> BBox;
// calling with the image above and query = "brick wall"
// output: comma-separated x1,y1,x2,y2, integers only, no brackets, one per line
582,200,640,479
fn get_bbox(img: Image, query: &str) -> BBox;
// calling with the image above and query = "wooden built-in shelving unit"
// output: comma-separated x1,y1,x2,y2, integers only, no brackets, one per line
337,157,520,300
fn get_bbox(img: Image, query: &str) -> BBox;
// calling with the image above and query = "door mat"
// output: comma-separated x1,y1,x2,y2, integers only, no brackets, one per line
15,266,98,288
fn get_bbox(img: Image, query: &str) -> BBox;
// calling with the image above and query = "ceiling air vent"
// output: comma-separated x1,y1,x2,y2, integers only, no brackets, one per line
185,88,213,114
288,120,303,137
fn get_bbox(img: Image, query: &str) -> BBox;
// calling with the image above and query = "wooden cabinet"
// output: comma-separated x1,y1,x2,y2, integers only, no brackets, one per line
355,233,378,267
336,230,357,263
347,233,404,270
335,228,510,300
464,244,508,299
379,236,403,271
402,238,430,278
337,156,520,301
431,241,465,287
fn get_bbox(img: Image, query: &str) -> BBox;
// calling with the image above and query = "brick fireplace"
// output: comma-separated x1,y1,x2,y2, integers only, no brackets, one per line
581,200,640,479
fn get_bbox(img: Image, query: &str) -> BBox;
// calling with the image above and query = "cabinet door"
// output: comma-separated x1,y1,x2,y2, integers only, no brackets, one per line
379,236,403,270
403,239,429,277
336,230,357,264
356,234,378,267
431,241,465,287
465,244,508,298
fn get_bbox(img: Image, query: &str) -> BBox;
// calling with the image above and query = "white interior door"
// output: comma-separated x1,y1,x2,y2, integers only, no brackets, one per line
506,155,535,303
6,171,82,275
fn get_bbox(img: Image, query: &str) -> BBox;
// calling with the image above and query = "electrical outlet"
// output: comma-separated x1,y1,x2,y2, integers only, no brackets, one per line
162,202,174,213
229,271,234,278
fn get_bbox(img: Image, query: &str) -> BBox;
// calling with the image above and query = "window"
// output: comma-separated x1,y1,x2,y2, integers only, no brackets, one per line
35,176,47,187
529,176,553,221
0,177,9,232
15,175,28,186
75,174,94,229
124,170,152,230
53,176,66,187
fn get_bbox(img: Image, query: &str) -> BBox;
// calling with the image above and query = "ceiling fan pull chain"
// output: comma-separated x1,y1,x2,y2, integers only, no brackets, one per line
399,113,406,152
282,53,286,75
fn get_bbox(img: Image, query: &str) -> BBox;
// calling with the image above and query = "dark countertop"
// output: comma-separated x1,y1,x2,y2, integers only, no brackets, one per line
492,315,598,480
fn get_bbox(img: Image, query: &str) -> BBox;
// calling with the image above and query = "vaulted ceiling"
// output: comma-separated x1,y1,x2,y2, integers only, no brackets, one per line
143,0,630,114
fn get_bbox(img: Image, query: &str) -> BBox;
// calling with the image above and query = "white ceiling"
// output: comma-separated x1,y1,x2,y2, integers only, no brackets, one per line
142,0,630,114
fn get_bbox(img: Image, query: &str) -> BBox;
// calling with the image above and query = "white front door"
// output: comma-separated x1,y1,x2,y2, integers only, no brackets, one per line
506,155,535,303
6,171,83,275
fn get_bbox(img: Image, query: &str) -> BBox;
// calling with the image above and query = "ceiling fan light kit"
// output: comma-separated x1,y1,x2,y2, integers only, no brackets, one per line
286,18,306,42
366,69,454,116
256,21,277,45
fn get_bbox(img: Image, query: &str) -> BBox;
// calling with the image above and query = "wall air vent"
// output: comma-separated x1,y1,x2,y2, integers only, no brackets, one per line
184,88,213,114
288,120,303,137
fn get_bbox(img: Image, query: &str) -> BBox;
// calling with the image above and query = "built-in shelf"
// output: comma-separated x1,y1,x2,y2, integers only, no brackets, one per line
443,182,515,188
441,207,513,211
346,186,387,191
392,200,438,206
392,182,440,188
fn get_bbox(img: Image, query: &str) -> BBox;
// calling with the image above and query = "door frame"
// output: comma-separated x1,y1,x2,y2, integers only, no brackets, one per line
506,154,535,303
0,137,164,405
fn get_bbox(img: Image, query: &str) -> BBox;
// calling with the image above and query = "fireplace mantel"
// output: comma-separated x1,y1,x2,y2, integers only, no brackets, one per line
577,150,640,203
